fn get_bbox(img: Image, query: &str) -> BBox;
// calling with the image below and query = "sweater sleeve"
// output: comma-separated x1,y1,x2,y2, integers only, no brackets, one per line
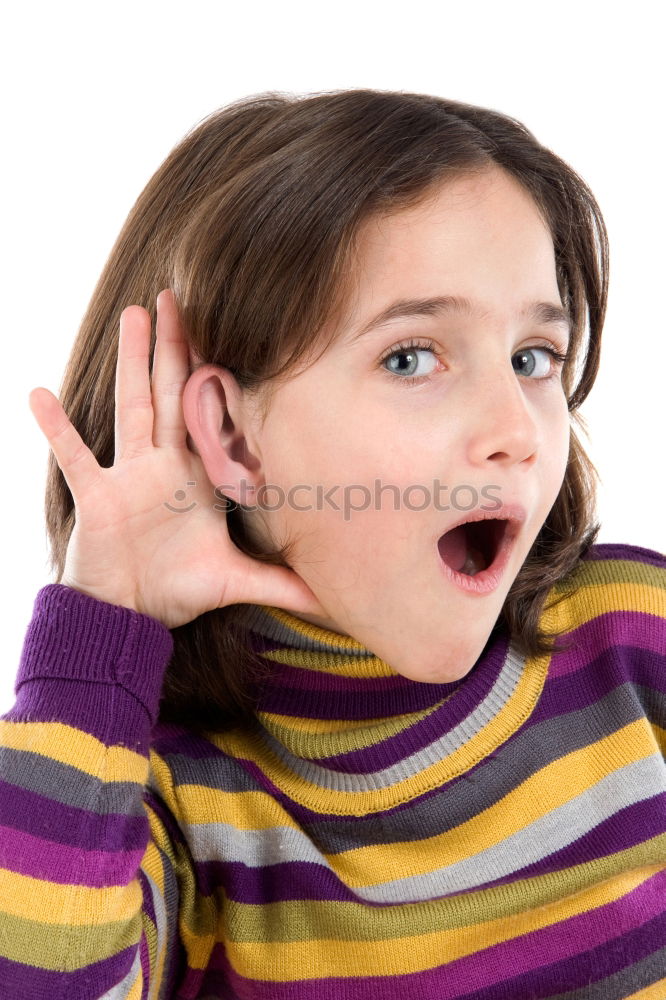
0,584,186,1000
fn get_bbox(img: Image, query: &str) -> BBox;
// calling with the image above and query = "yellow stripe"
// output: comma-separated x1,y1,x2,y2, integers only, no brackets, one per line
326,718,660,884
225,864,662,980
0,865,143,922
1,720,148,783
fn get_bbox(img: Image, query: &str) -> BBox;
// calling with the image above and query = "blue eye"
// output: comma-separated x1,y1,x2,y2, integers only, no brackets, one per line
381,341,440,381
512,347,567,379
384,344,436,375
379,340,569,387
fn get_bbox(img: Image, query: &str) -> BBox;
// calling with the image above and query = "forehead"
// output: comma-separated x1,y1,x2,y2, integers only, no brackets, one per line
356,167,550,264
339,167,556,327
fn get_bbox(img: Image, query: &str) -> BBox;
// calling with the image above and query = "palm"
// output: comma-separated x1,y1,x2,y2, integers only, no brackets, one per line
29,290,325,629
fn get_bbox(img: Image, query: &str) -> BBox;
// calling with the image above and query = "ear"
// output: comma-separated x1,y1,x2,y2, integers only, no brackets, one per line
182,364,263,506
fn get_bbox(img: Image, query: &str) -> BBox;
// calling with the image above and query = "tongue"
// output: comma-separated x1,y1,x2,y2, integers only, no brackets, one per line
438,524,487,576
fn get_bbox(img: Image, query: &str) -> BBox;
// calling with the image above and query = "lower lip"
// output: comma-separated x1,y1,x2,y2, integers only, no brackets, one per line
437,528,517,594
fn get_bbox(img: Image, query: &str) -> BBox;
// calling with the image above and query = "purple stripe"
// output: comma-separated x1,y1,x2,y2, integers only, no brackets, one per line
205,868,666,999
438,865,666,995
530,631,666,733
138,868,156,929
436,913,666,1000
257,672,462,720
138,930,150,999
195,858,354,903
0,781,148,885
0,820,146,886
546,610,666,685
0,945,138,998
0,776,147,849
150,722,224,759
583,543,665,568
143,786,189,852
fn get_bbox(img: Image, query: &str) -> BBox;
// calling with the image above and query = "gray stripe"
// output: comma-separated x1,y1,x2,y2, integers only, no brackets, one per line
255,639,525,793
0,731,261,815
0,746,145,814
305,682,656,852
157,745,264,795
184,820,325,868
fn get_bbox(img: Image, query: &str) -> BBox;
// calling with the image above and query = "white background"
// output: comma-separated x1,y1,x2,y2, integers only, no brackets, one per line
1,1,664,713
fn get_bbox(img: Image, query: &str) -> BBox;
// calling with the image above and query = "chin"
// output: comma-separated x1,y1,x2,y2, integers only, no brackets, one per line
389,649,479,685
389,628,496,684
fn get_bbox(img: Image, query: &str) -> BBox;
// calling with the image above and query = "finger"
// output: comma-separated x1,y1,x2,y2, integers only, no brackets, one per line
114,306,155,462
152,289,190,448
29,387,103,501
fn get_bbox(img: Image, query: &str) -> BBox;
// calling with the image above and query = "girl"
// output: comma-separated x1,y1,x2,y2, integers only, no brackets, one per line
1,88,664,999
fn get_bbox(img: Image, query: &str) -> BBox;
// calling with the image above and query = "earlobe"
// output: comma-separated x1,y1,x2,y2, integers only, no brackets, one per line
182,365,263,503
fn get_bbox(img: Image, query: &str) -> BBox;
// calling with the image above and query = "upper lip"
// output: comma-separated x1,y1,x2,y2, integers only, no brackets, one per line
438,502,528,543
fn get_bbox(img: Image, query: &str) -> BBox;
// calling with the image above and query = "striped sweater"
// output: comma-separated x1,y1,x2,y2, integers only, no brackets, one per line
1,541,665,999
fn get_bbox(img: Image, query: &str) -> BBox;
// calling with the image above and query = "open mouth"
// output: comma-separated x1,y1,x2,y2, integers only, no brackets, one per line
437,518,510,577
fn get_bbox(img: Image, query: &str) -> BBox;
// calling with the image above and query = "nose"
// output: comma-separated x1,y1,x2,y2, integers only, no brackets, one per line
465,366,539,468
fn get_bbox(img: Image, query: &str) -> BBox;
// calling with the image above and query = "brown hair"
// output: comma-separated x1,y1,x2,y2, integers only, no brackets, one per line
42,88,606,735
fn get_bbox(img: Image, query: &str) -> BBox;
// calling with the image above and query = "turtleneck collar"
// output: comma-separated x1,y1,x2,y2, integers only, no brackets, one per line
231,604,548,806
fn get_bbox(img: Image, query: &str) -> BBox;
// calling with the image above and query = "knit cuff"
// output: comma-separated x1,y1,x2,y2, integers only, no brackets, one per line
13,584,174,727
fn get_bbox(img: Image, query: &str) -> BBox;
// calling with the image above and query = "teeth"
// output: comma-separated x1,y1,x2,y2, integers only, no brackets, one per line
461,545,486,576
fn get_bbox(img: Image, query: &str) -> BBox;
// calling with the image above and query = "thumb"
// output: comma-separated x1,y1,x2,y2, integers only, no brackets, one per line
235,559,328,621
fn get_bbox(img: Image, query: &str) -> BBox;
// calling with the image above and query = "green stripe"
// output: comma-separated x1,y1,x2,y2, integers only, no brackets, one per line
222,834,666,942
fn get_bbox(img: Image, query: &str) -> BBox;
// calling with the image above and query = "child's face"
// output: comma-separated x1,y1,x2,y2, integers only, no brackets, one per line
240,165,571,682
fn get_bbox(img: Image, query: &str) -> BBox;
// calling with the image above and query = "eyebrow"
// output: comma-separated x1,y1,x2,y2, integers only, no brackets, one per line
349,295,573,343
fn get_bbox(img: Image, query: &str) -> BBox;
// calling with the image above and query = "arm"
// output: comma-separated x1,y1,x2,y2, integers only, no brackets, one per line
0,584,185,999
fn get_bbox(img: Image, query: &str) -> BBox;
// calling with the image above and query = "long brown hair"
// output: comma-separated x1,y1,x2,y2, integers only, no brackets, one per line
42,88,607,735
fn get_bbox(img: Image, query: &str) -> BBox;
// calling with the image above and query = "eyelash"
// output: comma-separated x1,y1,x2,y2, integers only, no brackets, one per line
378,338,571,388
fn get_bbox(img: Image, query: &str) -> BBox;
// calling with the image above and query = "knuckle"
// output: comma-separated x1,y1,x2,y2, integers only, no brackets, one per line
126,394,153,409
68,442,89,468
154,379,187,397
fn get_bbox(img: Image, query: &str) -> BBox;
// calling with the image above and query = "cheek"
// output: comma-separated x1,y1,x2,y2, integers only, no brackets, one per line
276,474,415,584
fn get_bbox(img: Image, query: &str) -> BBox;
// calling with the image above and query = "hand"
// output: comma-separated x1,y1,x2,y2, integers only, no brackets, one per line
27,289,326,629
